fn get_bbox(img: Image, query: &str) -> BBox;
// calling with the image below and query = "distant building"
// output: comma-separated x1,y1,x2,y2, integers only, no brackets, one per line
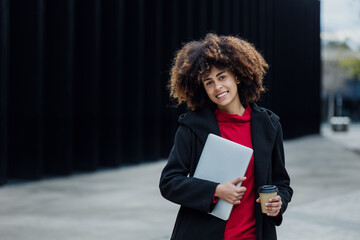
321,41,360,121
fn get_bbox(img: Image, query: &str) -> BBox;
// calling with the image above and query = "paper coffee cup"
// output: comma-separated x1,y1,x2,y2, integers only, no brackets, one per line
258,185,278,214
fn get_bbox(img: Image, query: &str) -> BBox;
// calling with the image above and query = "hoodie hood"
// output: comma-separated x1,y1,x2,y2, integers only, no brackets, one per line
178,102,280,145
178,106,221,145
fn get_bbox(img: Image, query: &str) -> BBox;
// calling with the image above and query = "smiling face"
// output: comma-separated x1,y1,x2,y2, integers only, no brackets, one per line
202,67,244,114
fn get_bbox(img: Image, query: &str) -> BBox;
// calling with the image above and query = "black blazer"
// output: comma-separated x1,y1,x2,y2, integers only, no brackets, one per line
159,103,293,240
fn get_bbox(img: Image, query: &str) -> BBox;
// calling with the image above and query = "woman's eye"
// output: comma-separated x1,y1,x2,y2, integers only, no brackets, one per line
205,81,213,86
219,75,226,80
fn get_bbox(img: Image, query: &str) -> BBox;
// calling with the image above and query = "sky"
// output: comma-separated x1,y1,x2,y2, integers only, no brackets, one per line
321,0,360,50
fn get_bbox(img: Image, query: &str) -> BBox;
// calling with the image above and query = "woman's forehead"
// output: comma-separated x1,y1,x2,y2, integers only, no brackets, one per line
207,67,227,76
202,68,228,82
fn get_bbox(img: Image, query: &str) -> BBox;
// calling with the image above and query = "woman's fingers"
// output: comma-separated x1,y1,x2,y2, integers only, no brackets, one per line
230,177,246,185
227,187,246,205
266,211,280,217
229,198,241,205
269,196,281,202
214,180,248,205
235,186,247,193
265,195,282,214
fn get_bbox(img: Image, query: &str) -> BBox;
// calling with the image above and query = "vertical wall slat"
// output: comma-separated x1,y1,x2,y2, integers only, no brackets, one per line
121,0,143,163
99,0,122,166
115,0,125,164
0,0,9,184
142,0,160,161
43,0,74,175
137,0,145,161
73,0,100,170
8,0,44,179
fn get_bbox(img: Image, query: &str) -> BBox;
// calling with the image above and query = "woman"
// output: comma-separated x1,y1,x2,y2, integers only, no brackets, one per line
159,33,293,240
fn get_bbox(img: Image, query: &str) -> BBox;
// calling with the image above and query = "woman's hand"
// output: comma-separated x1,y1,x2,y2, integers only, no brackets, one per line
214,177,247,205
256,195,282,217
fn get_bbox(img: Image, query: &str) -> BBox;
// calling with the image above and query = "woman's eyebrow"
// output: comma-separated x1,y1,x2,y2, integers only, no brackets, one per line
216,71,226,77
203,71,226,82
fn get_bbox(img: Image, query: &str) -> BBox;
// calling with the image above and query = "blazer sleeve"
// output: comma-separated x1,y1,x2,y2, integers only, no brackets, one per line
159,125,219,213
270,123,293,226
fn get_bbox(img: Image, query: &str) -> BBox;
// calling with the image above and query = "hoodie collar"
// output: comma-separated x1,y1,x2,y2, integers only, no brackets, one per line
178,102,279,145
214,105,252,123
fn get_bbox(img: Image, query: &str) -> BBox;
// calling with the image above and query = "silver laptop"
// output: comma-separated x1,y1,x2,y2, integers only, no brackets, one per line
193,133,253,221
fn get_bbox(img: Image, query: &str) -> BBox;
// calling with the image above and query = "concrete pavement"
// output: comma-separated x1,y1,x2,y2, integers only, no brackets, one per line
277,124,360,239
0,124,359,240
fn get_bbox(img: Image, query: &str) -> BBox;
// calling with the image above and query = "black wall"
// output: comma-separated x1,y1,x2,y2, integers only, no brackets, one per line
0,0,321,185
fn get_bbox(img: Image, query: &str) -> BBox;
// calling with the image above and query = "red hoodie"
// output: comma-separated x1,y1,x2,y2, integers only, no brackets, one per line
215,106,256,240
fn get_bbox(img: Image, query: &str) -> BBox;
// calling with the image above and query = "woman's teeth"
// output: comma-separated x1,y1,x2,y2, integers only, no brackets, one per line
217,92,228,98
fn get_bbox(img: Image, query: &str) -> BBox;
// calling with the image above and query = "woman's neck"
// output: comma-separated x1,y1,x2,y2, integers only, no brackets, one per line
218,102,246,116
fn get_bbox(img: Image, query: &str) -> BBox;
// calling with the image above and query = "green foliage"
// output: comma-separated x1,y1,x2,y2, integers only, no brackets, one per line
339,57,360,80
326,41,351,50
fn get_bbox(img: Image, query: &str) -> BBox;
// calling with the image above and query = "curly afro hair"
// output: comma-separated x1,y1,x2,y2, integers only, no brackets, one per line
168,33,269,110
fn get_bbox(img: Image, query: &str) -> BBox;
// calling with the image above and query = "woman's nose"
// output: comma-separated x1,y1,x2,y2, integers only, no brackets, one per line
214,81,222,90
